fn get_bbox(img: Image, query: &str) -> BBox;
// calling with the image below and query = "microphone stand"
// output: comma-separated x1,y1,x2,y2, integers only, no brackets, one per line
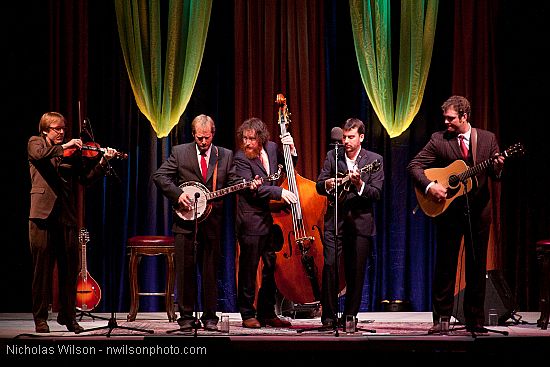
167,192,203,336
450,179,507,337
298,141,345,335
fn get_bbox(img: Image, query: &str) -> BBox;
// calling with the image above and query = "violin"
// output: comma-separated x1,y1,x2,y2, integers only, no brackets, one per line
63,141,128,160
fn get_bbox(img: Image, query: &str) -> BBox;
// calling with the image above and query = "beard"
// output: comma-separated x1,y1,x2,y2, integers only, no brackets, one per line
241,142,261,160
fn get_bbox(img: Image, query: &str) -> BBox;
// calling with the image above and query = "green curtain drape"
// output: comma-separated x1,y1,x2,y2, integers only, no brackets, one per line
114,0,212,138
350,0,438,138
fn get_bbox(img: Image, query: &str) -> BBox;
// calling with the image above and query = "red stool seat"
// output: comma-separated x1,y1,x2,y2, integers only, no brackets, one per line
127,236,176,322
536,239,550,329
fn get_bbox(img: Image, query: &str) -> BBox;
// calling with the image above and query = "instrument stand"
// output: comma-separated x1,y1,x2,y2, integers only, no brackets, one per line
79,170,153,336
448,181,508,337
76,310,110,322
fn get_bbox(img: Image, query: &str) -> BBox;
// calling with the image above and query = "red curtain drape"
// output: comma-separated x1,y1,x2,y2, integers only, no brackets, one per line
234,0,326,180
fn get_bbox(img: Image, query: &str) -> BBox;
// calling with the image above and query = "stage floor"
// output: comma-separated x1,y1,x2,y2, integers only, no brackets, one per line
1,312,549,363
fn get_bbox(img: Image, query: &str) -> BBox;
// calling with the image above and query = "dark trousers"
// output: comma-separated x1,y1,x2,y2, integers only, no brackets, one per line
174,229,220,322
29,218,79,323
237,233,277,320
432,200,491,326
321,228,372,322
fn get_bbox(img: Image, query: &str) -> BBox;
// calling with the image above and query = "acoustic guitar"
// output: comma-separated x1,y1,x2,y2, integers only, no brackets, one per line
174,164,283,221
76,228,101,311
415,142,524,217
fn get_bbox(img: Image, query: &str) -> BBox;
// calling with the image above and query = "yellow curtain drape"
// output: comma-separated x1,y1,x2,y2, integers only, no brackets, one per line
115,0,212,138
350,0,438,138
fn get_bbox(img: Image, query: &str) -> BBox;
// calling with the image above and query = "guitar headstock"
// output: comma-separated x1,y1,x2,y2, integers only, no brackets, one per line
79,228,90,245
503,142,525,158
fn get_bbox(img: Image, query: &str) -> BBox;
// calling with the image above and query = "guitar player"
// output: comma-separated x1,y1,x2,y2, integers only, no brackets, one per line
153,114,259,332
407,95,505,334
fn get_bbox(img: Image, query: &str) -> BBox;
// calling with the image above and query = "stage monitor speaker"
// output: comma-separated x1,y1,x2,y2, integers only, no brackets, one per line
453,270,516,326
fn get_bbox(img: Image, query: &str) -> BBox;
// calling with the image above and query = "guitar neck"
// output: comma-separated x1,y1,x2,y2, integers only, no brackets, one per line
457,155,499,182
206,180,253,200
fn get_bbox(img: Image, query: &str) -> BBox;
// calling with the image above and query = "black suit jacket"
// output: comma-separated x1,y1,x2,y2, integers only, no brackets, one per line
407,128,500,212
316,147,384,236
152,142,236,235
232,140,297,236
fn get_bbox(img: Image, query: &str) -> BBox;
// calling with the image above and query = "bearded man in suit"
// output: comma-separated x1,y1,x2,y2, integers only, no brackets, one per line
232,117,298,328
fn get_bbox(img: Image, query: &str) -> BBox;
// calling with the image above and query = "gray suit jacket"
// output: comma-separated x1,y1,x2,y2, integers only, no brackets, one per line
152,142,236,235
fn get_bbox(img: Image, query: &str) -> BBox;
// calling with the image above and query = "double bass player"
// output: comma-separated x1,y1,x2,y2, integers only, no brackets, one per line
232,117,297,328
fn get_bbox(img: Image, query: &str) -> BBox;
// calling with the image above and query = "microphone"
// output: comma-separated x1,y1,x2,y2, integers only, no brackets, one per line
330,127,343,145
194,192,201,199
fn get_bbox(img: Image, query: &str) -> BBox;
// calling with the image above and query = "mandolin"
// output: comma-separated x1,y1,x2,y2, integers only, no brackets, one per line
76,228,101,311
415,142,524,217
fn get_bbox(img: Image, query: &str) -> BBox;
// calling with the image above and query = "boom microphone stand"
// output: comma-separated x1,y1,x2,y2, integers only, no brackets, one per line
78,118,152,336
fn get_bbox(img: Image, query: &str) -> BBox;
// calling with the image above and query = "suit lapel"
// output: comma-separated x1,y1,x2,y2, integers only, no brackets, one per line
447,136,463,159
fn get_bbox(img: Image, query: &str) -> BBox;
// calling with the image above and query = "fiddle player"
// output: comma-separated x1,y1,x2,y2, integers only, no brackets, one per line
232,117,297,328
28,112,116,333
316,118,384,328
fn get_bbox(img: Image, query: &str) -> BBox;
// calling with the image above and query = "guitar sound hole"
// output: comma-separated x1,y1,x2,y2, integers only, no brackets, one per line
448,175,459,188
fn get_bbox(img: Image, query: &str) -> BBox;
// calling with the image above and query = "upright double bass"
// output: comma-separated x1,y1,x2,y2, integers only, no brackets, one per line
271,94,327,304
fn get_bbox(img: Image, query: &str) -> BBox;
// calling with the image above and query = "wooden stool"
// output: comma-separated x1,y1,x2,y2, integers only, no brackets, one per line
536,239,550,330
127,236,177,322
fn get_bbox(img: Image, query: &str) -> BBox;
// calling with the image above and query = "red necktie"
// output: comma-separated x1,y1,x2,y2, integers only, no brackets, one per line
459,135,469,159
200,153,208,182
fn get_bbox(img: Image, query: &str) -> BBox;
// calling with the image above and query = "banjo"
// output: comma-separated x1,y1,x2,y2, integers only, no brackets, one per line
175,164,283,221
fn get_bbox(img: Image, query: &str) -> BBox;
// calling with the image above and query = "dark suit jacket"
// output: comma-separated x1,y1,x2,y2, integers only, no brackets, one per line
152,142,236,235
316,147,384,236
233,140,297,236
407,128,500,212
28,135,109,224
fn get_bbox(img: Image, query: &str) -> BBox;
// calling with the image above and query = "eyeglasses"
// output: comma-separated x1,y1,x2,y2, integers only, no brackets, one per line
49,126,65,133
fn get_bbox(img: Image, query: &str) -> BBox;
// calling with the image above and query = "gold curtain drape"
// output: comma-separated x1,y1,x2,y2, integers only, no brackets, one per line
114,0,212,138
349,0,438,138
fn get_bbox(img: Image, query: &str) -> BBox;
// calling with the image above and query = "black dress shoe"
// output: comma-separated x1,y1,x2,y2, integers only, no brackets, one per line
34,320,50,333
202,320,218,331
57,316,84,333
466,324,488,333
177,318,200,330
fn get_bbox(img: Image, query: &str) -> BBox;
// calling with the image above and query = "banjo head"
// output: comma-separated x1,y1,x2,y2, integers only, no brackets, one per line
175,182,210,221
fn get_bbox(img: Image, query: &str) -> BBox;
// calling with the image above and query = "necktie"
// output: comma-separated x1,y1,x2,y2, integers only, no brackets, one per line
260,150,270,173
200,153,208,182
459,135,469,159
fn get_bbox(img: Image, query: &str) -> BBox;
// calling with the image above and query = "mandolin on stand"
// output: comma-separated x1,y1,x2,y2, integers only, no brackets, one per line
76,228,101,311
